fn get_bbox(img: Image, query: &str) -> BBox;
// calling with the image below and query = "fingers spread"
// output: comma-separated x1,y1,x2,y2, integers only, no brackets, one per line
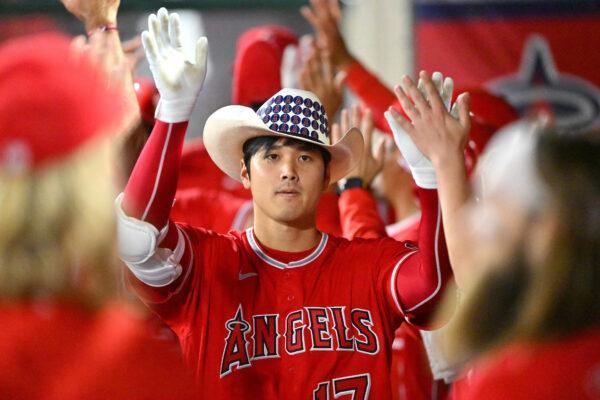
374,135,386,167
432,71,443,94
300,6,319,28
421,73,445,114
148,13,163,52
308,52,321,85
195,36,209,68
442,77,454,111
322,53,335,86
385,108,413,135
361,108,374,140
402,74,429,116
141,30,159,64
157,8,171,49
330,122,341,144
328,0,342,22
457,92,471,131
351,104,361,129
340,108,350,133
394,84,419,122
417,77,427,101
168,12,183,48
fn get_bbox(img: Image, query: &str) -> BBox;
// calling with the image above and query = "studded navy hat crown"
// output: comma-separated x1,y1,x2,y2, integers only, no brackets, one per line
256,91,330,145
203,88,364,183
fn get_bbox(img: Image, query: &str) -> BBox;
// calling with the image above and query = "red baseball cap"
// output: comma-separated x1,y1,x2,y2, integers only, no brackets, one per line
0,32,125,173
232,25,298,107
134,77,159,124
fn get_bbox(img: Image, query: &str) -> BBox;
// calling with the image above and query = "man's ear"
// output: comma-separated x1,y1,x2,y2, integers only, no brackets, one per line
240,159,251,189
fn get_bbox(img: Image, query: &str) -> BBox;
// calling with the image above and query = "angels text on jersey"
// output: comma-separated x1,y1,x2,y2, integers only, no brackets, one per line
220,304,380,378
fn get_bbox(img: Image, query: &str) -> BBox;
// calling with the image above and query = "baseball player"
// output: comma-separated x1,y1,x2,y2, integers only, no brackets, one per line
117,8,468,399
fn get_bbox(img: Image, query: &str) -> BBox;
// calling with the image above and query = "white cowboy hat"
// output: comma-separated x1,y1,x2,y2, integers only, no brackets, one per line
203,88,363,183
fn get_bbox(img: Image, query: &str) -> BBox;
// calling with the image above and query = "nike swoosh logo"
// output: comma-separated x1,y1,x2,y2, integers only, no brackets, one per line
239,272,258,281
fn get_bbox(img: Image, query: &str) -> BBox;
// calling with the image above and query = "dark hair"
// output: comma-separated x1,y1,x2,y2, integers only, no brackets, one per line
242,136,331,179
249,102,263,112
444,130,600,363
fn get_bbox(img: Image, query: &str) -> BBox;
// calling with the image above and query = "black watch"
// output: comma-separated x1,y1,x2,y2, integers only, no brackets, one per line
338,177,364,193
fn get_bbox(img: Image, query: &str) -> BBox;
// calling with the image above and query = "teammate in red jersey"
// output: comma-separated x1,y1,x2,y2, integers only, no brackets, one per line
116,8,471,399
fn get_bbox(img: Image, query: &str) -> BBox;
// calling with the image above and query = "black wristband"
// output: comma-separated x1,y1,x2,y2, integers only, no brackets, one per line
339,177,364,193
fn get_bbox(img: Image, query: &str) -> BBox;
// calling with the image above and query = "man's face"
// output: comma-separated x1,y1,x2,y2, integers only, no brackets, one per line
241,138,329,227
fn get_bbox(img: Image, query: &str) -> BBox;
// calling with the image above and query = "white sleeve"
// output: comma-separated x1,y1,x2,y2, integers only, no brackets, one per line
115,193,184,287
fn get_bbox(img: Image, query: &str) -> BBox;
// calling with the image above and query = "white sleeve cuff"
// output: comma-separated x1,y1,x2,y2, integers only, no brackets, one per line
409,166,438,189
155,97,196,123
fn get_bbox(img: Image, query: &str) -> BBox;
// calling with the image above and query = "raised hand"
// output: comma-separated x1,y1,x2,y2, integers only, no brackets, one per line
141,8,208,122
298,37,343,121
60,0,119,32
300,0,354,71
385,71,470,188
390,71,470,167
418,71,455,113
333,105,385,187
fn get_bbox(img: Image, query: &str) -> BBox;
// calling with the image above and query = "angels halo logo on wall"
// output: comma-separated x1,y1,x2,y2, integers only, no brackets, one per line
414,0,600,134
488,35,600,132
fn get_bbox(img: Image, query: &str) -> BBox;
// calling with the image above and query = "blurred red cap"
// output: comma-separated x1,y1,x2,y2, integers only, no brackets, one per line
232,25,297,107
134,77,159,124
0,32,125,173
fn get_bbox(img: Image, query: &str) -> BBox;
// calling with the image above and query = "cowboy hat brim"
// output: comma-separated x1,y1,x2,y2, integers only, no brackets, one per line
203,105,363,183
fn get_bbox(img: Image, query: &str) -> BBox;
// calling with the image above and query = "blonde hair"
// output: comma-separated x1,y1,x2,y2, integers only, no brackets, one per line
443,130,600,364
0,134,119,307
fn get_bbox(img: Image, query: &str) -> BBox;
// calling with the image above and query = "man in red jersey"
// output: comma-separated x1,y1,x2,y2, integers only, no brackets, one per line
116,8,470,399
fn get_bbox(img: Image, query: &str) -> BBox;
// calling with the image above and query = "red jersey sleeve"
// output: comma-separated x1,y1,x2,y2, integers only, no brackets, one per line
121,119,197,299
378,188,453,329
316,191,342,236
343,61,397,135
338,188,387,240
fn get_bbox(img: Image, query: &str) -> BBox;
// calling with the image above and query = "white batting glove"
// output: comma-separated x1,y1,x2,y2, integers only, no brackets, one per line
385,111,438,189
385,72,455,189
141,7,208,123
418,71,454,112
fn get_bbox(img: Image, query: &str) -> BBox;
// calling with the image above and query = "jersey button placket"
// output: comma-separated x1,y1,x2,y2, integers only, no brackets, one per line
284,267,298,304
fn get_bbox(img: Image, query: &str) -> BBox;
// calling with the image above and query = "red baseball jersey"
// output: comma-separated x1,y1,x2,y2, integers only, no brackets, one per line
130,217,448,399
454,328,600,400
123,120,452,399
